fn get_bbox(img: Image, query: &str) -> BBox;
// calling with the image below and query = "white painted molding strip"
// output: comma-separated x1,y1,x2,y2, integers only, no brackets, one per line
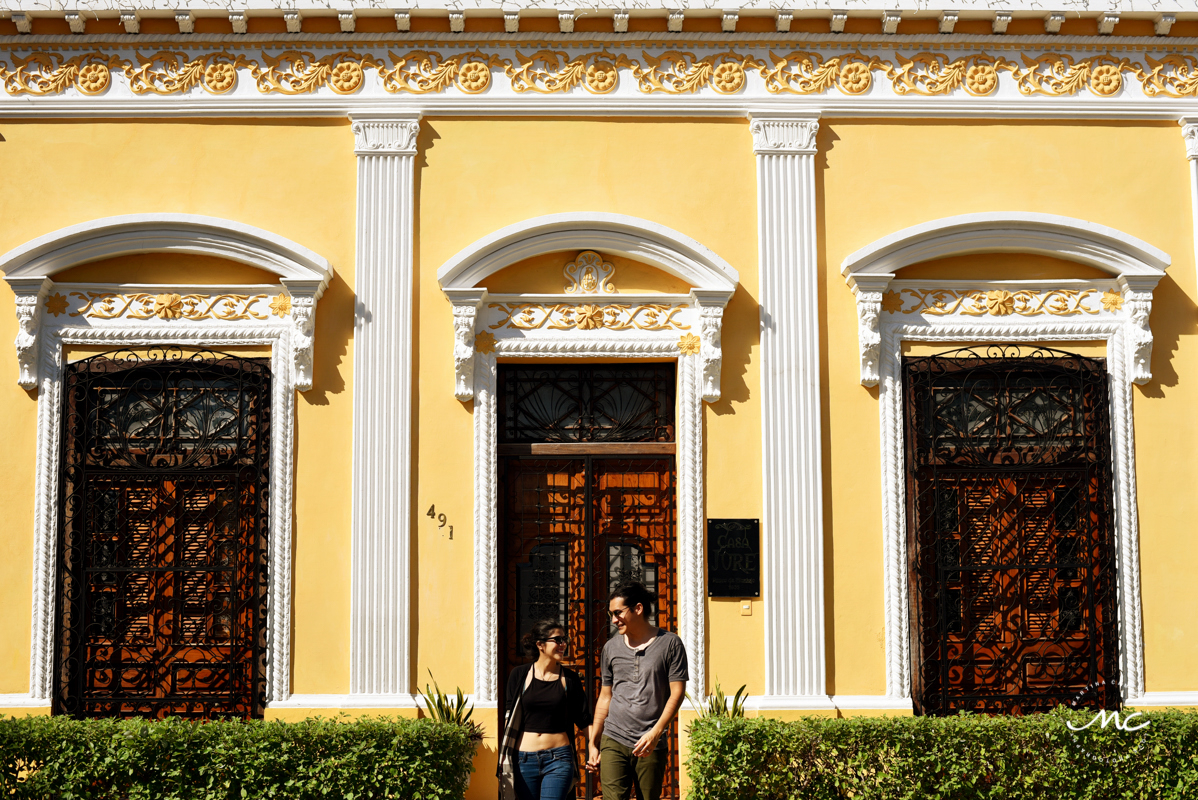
749,110,827,700
1182,119,1198,291
349,112,421,697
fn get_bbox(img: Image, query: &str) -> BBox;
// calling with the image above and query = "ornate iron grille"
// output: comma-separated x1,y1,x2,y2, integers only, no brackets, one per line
903,346,1119,716
499,457,679,800
498,364,675,443
54,348,270,719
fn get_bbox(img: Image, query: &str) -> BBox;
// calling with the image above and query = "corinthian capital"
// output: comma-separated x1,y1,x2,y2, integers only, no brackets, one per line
748,113,820,156
350,114,422,156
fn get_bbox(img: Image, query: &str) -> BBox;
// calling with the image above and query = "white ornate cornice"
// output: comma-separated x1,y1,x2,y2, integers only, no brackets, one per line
748,112,819,155
350,114,421,156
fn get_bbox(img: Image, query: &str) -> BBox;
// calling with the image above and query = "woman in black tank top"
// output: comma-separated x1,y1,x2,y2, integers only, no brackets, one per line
501,620,593,800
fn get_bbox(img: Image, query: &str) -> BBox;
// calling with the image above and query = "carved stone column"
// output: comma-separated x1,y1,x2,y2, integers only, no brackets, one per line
349,113,421,700
749,111,832,707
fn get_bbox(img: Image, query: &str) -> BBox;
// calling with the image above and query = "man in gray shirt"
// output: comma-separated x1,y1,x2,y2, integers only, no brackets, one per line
586,582,688,800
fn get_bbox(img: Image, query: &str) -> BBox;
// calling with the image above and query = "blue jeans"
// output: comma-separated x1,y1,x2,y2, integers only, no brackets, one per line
515,745,575,800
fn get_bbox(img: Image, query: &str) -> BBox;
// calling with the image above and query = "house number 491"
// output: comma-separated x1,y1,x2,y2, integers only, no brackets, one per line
427,505,453,539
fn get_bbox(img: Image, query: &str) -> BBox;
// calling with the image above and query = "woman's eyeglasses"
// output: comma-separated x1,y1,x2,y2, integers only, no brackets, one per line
539,636,569,645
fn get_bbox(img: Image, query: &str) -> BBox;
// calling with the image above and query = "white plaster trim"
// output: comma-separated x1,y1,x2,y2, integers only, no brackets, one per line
842,215,1170,386
841,212,1171,279
876,322,1145,704
0,693,50,708
752,112,827,700
743,694,837,711
269,693,421,708
437,212,738,293
1182,119,1198,294
1131,691,1198,707
1,214,333,284
26,319,298,704
740,694,913,712
349,114,421,697
831,694,915,712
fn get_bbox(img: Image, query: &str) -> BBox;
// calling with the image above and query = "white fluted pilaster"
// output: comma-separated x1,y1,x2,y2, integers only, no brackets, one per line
1182,119,1198,285
750,111,832,707
349,113,421,700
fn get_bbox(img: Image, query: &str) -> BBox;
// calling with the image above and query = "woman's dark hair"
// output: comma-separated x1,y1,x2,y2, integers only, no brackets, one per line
521,619,566,656
609,582,655,615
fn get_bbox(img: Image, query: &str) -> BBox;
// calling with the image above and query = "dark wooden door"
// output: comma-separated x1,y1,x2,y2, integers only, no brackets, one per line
54,350,269,719
497,363,679,799
903,347,1119,715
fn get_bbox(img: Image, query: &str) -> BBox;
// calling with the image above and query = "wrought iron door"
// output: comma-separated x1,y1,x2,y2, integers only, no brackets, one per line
903,346,1119,715
53,349,270,719
498,364,679,800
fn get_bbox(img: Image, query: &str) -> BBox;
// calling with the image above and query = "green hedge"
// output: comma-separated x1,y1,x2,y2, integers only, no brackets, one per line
687,709,1198,800
0,715,476,800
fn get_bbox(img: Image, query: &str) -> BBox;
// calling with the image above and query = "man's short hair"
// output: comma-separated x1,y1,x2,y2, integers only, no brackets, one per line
609,582,655,615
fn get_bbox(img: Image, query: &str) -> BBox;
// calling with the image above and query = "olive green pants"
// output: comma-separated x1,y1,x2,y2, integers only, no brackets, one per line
598,735,667,800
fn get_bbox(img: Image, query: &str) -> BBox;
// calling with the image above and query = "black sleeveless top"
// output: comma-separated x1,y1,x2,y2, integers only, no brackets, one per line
520,674,570,734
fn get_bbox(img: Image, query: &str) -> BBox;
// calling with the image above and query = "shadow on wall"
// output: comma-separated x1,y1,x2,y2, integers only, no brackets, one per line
303,270,352,406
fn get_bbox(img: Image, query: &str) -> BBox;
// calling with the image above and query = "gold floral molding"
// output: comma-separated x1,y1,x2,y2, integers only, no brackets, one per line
881,288,1120,317
49,291,278,321
678,333,701,355
489,302,689,331
5,47,1198,98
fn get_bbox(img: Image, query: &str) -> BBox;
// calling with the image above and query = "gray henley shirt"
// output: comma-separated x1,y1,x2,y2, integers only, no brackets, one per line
600,628,689,749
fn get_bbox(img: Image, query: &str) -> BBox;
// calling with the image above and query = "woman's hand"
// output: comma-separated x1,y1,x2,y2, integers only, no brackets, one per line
586,743,601,772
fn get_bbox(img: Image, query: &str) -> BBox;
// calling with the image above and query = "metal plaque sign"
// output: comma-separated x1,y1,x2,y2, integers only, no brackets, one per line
707,518,760,598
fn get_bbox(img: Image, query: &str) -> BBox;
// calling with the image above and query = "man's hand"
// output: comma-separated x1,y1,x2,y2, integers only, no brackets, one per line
586,743,601,772
631,726,662,757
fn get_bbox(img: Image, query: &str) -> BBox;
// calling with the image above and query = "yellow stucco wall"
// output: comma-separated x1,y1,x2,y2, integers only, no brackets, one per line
820,119,1198,695
413,117,765,697
0,114,1193,755
0,119,358,696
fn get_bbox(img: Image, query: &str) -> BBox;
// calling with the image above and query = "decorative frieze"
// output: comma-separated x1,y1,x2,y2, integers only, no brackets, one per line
8,44,1198,105
488,302,689,332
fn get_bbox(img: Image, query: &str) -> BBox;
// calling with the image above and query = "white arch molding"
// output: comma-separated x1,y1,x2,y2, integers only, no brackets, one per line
842,212,1170,387
438,212,738,703
1,214,333,706
841,211,1170,704
1,213,333,390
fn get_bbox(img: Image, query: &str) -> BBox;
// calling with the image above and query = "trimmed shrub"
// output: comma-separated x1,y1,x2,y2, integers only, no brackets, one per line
0,714,476,800
687,708,1198,800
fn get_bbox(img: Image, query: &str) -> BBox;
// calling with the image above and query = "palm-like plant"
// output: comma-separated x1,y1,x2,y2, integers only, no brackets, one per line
420,671,485,743
687,679,748,719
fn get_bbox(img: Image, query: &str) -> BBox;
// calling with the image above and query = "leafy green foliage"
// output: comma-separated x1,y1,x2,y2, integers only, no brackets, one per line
0,714,477,800
687,680,748,720
687,708,1198,800
418,672,484,744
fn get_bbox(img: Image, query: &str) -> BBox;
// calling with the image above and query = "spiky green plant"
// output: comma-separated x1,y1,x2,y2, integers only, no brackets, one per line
420,671,485,743
687,679,748,719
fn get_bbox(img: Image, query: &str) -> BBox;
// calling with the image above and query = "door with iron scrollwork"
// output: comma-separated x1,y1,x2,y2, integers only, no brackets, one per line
903,346,1119,716
53,348,270,719
497,364,679,800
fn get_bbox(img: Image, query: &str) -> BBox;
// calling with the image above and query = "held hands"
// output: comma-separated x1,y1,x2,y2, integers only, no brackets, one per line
631,727,662,757
586,743,601,773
